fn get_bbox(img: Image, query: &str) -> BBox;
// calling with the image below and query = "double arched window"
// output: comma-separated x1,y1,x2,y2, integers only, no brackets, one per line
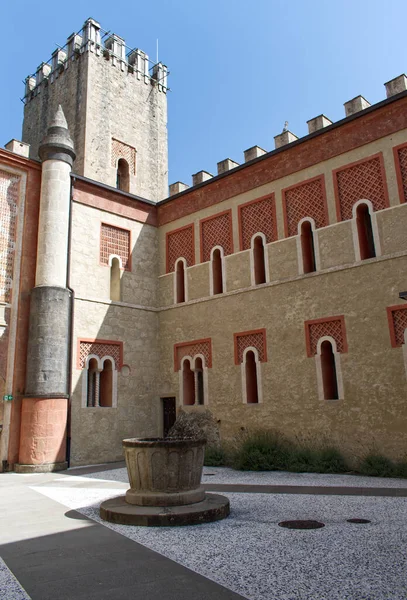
180,355,207,405
83,355,118,408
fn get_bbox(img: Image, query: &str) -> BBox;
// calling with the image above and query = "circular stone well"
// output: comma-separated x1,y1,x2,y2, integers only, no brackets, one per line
100,437,230,526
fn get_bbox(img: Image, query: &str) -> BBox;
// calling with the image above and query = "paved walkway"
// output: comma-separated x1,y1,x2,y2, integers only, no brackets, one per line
1,463,406,600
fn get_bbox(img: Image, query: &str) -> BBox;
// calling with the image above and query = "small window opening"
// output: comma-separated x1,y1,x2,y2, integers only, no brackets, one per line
87,358,99,407
253,236,266,285
195,357,204,405
99,359,113,407
183,359,195,405
176,260,186,303
245,351,259,404
320,341,339,400
356,203,376,260
212,248,223,294
116,158,130,192
301,221,316,274
110,257,121,302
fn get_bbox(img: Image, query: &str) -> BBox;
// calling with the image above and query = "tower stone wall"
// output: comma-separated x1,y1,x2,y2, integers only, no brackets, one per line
22,19,168,202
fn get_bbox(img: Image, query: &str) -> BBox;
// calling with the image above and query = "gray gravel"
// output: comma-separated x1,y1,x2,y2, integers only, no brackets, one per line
31,467,407,600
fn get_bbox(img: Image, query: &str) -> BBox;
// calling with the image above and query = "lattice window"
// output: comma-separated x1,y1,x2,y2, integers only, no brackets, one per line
335,156,388,221
387,306,407,347
111,139,136,174
239,195,277,250
0,170,19,303
100,223,130,270
200,211,233,262
174,339,212,371
283,177,327,237
166,224,194,273
79,340,123,369
396,146,407,202
305,317,347,357
234,329,267,364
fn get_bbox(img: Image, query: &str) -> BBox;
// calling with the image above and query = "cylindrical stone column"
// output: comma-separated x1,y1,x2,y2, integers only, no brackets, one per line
16,106,75,473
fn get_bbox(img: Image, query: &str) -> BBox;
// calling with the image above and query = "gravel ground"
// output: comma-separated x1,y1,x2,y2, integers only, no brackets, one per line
80,464,407,488
31,466,407,600
0,558,31,600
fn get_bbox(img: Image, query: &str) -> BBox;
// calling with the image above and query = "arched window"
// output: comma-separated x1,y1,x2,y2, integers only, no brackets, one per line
245,350,259,404
300,220,316,274
110,257,121,302
253,235,266,285
320,340,339,400
99,359,113,407
116,158,130,192
195,357,204,405
175,259,186,303
211,248,223,295
182,359,195,405
356,203,376,260
87,358,99,407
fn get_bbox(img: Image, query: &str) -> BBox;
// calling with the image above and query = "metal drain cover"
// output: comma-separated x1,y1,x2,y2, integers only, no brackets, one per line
347,518,371,524
278,520,325,530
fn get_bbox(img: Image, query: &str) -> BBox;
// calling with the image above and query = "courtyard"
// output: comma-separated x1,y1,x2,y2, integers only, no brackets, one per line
1,464,406,599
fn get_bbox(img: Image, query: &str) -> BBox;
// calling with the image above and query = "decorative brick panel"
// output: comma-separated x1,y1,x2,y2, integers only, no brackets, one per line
238,195,277,250
282,176,328,237
111,138,136,174
394,144,407,203
166,224,195,273
200,210,233,262
387,305,407,347
100,223,131,270
305,316,347,357
0,170,19,303
174,338,212,371
234,329,267,364
334,155,388,221
78,339,123,369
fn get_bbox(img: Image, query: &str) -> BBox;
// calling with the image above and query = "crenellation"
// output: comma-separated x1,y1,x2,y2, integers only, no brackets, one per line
217,158,239,174
384,74,407,98
66,33,83,59
35,62,51,86
307,114,332,134
169,182,189,195
244,146,266,162
274,130,298,149
344,95,371,117
192,171,213,186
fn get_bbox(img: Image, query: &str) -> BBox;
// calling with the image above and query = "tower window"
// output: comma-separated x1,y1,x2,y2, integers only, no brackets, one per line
245,350,259,404
320,340,339,400
195,357,204,405
116,158,130,192
99,359,114,407
253,235,267,285
356,203,376,260
87,358,99,407
211,248,224,295
300,220,316,274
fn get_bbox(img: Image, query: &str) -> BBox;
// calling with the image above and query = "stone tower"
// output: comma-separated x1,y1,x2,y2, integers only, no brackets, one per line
22,18,168,202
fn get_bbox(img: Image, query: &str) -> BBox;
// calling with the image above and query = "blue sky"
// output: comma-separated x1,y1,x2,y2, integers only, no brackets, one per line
2,1,407,187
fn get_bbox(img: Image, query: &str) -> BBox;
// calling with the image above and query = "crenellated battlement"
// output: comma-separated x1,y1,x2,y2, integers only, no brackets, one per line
169,73,407,194
24,17,169,103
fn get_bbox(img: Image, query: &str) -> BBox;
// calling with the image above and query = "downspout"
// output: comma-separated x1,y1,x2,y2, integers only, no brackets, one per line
65,175,76,466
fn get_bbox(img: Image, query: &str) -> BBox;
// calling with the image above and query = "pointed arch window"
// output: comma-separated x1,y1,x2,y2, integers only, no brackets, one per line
300,220,316,274
252,234,267,285
116,158,130,192
211,247,224,295
356,202,376,260
109,256,122,302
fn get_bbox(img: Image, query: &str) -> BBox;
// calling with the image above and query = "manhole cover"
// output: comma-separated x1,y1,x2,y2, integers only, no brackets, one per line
347,518,371,524
278,520,325,530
